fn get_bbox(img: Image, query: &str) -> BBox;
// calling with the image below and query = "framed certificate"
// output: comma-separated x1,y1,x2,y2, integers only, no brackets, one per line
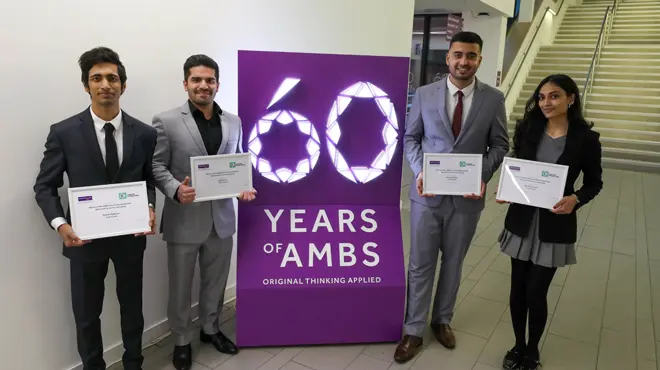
422,153,483,195
190,153,253,202
496,157,569,210
68,181,151,240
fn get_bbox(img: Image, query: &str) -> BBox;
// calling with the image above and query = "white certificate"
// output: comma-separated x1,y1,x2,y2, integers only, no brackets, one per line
190,153,253,202
496,157,569,210
422,153,483,195
68,181,151,240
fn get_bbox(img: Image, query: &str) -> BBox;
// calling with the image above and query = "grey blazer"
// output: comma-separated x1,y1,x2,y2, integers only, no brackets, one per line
152,102,244,244
404,77,509,213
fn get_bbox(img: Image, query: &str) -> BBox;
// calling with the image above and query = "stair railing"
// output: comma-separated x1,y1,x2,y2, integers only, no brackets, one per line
503,0,566,100
581,1,615,115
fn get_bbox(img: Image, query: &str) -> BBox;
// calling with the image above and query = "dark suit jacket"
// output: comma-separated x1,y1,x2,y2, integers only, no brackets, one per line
34,108,158,262
504,124,603,244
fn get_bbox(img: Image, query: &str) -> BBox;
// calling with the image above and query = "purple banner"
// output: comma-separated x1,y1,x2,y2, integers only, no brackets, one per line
236,50,409,347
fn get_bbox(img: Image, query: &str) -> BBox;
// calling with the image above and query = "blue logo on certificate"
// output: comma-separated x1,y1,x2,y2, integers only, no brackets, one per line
78,196,93,202
509,166,521,171
429,160,440,165
198,164,210,169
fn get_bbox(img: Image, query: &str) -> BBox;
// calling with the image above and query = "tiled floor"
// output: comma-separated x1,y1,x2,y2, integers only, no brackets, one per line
114,169,660,370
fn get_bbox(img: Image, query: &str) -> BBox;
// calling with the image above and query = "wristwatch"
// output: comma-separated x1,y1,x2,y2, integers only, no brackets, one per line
573,194,580,204
148,203,155,210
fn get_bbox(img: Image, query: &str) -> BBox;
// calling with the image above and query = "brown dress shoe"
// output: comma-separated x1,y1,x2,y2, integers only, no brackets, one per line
393,335,423,363
431,323,456,349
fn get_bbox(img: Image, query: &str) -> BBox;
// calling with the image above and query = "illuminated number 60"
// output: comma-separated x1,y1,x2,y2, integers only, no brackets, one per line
247,78,399,184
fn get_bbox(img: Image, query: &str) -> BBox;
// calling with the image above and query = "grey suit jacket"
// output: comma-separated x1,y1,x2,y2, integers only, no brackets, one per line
404,77,509,213
152,102,244,244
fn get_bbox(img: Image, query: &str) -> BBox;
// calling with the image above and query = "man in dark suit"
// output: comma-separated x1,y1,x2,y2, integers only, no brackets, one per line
33,47,157,370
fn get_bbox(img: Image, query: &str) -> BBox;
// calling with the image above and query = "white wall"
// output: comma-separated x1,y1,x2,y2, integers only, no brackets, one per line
462,13,508,87
0,0,414,369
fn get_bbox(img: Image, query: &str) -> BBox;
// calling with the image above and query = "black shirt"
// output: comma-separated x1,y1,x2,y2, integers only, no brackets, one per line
189,100,222,155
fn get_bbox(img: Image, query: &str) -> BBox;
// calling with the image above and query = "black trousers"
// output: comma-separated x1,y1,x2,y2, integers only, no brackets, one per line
70,251,144,370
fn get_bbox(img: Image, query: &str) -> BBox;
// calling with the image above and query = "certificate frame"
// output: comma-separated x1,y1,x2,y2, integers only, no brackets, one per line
190,152,253,202
68,181,151,240
422,153,483,196
496,157,570,210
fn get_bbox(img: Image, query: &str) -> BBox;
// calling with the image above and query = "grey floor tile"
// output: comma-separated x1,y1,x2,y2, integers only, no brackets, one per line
411,330,487,370
292,345,364,370
345,354,391,370
540,334,598,370
451,295,507,339
469,270,510,304
597,328,636,370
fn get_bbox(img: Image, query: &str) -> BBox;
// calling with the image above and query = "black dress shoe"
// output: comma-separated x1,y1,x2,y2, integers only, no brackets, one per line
200,330,239,355
172,344,192,370
502,347,523,369
520,355,541,370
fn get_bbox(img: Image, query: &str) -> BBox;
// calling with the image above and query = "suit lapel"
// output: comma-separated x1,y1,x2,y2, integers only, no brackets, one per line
116,111,135,182
181,103,208,155
435,80,453,139
217,112,229,154
456,79,484,144
79,109,109,182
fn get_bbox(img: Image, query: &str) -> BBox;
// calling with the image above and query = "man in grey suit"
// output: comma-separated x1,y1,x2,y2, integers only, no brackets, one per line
394,32,509,363
152,54,256,370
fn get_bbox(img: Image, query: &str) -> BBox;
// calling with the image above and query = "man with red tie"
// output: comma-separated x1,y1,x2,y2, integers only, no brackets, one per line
394,31,509,363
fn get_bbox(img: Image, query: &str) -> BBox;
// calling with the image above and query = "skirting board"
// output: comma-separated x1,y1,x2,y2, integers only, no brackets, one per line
66,283,236,370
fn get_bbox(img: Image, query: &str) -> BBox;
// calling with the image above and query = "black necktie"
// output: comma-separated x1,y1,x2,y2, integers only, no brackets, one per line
103,123,119,180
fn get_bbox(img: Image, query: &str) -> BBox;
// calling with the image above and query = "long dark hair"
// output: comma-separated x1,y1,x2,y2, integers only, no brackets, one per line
512,74,593,159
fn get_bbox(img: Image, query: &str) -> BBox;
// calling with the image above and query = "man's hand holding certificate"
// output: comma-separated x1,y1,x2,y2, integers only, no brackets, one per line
421,153,484,197
495,157,569,211
190,152,255,202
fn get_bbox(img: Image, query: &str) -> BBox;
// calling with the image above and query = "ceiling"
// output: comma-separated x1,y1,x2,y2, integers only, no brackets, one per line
414,0,512,16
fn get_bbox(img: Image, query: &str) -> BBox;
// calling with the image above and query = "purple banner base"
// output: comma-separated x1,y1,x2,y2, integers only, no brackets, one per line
236,286,404,347
236,205,406,347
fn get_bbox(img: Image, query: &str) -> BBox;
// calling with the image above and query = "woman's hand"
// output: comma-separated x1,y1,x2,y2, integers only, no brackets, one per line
552,194,578,214
494,185,509,204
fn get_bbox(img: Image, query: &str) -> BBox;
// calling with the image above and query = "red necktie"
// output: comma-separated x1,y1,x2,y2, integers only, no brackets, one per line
452,90,464,139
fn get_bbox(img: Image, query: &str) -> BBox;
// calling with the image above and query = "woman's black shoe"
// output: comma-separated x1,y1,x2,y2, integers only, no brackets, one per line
502,348,523,369
520,355,541,370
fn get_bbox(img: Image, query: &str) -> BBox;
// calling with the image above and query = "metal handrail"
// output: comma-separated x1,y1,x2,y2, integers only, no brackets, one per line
504,0,566,99
581,0,617,114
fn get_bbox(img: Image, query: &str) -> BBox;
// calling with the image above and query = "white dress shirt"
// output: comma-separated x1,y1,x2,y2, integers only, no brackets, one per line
446,77,476,126
50,107,124,231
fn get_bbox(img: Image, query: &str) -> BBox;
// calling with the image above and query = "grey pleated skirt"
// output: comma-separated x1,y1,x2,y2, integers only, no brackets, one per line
499,209,577,268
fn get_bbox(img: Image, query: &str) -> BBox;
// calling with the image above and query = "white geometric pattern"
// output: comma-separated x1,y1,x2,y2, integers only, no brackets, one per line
325,81,399,184
248,109,321,183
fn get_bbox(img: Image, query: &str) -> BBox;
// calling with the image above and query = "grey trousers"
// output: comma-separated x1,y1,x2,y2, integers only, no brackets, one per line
403,198,481,337
167,228,234,346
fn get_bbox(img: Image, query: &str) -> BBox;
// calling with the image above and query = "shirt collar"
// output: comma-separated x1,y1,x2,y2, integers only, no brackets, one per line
447,77,476,98
188,100,222,117
90,106,122,132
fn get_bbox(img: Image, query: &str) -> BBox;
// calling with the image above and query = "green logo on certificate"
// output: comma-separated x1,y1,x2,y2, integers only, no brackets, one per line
118,192,127,199
229,162,236,168
459,161,466,167
541,171,549,177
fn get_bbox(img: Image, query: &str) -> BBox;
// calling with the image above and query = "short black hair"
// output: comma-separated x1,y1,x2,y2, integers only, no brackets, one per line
183,54,219,81
78,47,127,88
449,31,483,52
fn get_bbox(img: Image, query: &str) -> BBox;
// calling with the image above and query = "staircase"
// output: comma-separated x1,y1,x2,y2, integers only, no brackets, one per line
510,0,612,139
586,0,660,172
